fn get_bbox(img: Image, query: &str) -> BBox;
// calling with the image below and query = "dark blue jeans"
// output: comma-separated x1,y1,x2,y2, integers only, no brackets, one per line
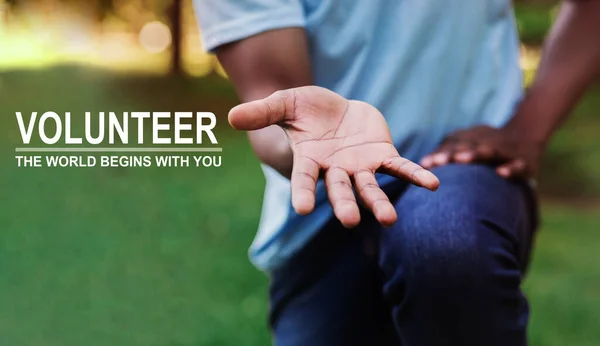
269,164,538,346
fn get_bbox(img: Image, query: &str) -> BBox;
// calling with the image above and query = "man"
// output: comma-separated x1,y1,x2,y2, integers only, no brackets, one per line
194,1,600,345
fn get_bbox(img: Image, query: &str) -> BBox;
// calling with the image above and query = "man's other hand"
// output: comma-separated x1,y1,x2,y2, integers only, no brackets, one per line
420,125,545,180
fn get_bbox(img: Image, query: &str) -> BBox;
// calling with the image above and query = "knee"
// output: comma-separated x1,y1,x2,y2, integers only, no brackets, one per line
380,196,486,286
379,178,522,294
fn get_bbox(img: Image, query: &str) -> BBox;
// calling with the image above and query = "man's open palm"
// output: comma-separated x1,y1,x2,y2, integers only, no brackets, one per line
229,86,439,228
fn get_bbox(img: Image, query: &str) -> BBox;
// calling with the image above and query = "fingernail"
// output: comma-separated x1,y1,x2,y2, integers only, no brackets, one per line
420,157,432,168
454,152,473,162
433,153,448,165
497,167,510,177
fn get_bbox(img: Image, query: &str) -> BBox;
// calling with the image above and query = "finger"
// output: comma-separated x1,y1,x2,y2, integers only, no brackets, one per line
431,151,451,167
421,147,452,168
291,156,320,215
428,143,468,167
475,144,496,161
325,167,361,228
420,154,435,169
228,90,294,130
421,138,468,168
451,141,479,163
453,150,476,163
455,143,503,164
381,156,440,191
353,170,397,227
497,159,526,179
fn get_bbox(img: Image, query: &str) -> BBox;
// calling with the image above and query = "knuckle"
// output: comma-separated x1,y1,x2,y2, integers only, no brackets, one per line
331,180,352,189
383,155,405,167
295,171,317,183
363,183,379,189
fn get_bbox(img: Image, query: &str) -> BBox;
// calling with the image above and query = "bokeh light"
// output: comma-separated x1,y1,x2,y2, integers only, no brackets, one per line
139,21,172,54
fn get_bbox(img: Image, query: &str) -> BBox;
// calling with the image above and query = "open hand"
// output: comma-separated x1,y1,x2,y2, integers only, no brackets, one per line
229,86,439,228
420,125,545,179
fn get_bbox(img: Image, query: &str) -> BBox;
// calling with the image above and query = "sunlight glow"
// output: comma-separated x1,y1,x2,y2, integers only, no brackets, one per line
139,21,172,54
519,44,542,86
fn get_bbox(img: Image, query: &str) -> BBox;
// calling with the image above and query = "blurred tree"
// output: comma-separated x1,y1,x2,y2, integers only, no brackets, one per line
5,0,19,18
168,0,183,75
6,0,115,22
94,0,114,23
1,0,7,26
7,0,186,75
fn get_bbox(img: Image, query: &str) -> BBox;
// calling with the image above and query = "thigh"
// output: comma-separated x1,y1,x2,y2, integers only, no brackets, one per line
269,216,400,346
383,163,537,273
379,164,537,346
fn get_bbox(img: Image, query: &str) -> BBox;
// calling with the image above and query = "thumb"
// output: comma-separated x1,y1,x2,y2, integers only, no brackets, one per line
228,90,294,130
496,159,527,179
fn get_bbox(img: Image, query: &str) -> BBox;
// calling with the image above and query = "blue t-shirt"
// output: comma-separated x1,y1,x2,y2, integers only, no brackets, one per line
194,0,523,271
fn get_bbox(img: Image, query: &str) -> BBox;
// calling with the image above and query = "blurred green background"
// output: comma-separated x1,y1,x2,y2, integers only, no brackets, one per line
1,1,599,345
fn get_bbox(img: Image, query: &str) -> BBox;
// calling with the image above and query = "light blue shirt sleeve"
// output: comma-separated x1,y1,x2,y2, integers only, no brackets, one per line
192,0,523,272
193,0,306,52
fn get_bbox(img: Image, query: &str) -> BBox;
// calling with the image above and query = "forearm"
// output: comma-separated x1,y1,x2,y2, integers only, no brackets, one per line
215,28,313,178
507,0,600,144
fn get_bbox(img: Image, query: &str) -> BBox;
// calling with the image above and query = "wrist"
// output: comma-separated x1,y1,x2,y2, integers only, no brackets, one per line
248,127,294,178
504,94,558,147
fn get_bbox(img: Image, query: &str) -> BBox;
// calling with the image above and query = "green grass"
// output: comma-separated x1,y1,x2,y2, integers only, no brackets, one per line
0,67,270,346
1,67,599,346
515,2,559,44
526,206,600,346
539,85,600,196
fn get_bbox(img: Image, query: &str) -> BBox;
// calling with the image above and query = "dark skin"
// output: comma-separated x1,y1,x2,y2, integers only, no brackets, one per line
421,0,600,179
420,125,546,179
220,29,439,227
217,0,600,227
216,28,311,178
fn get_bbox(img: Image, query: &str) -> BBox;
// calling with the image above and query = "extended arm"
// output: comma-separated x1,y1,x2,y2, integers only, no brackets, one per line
215,28,311,178
216,30,439,227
